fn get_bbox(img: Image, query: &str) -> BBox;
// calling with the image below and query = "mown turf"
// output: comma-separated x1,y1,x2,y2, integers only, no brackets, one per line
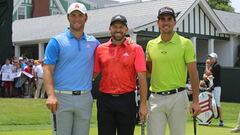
0,98,239,135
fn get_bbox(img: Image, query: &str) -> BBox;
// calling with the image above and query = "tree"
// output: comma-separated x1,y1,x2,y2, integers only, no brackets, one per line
208,0,235,12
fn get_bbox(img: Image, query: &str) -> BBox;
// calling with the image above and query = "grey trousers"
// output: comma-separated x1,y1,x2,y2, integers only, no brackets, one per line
147,91,189,135
34,78,45,98
54,92,93,135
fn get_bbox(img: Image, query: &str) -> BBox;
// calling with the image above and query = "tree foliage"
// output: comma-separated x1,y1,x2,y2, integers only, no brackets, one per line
208,0,235,12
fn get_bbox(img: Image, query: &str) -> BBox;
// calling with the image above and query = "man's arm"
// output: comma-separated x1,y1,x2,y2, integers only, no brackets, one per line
92,72,100,81
187,62,201,117
146,61,152,75
137,72,148,121
34,66,38,81
204,59,212,76
43,64,58,113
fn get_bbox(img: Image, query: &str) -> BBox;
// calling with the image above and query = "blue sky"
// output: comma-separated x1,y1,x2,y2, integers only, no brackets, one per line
114,0,240,13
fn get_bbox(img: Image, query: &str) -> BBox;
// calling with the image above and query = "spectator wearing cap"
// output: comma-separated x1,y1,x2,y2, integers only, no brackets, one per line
146,7,201,135
205,52,224,126
43,2,100,135
93,15,148,135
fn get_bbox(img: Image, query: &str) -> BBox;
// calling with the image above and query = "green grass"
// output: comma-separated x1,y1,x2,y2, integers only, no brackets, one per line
0,98,239,135
0,99,50,125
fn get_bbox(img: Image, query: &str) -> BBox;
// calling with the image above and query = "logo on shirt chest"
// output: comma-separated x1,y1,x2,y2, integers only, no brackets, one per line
123,52,129,57
86,44,91,48
161,51,167,54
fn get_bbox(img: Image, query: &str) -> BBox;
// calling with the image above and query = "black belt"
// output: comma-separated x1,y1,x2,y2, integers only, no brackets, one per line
150,87,185,96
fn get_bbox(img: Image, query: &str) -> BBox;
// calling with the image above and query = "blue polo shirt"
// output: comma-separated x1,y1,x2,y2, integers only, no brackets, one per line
44,28,100,91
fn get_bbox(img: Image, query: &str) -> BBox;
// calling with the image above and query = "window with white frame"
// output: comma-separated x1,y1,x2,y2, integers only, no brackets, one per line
52,9,61,15
17,6,26,20
23,0,32,4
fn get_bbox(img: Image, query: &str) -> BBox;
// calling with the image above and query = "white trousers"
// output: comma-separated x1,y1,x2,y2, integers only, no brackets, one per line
147,91,189,135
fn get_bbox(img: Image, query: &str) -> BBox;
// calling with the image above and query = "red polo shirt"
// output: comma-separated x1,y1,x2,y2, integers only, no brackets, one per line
94,39,146,94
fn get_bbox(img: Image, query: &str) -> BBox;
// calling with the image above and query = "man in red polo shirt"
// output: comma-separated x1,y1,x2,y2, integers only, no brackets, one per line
93,15,148,135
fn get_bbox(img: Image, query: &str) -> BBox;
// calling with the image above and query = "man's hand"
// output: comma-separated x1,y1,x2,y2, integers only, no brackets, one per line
46,95,58,113
139,103,148,121
190,102,201,117
126,37,135,44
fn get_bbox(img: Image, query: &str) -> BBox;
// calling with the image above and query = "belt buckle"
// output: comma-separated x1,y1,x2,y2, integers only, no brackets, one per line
112,94,120,97
72,91,81,95
161,91,170,96
161,92,166,95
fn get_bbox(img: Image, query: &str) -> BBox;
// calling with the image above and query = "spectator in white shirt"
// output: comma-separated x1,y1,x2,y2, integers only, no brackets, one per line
34,60,45,99
1,58,14,97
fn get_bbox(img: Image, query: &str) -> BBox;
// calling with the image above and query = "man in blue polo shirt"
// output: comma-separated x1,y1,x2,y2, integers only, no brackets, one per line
43,2,100,135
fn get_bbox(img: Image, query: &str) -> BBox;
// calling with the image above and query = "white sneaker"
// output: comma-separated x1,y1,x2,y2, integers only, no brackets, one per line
231,127,240,133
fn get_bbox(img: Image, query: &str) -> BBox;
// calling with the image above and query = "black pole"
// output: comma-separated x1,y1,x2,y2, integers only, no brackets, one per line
193,116,197,135
141,121,145,135
53,113,57,134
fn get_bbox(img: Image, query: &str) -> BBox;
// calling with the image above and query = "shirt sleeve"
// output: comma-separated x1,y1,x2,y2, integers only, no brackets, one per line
135,45,146,72
93,46,101,73
44,38,60,65
184,39,196,63
212,64,220,76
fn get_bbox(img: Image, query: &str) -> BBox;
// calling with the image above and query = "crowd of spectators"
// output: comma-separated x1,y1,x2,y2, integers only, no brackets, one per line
0,56,45,98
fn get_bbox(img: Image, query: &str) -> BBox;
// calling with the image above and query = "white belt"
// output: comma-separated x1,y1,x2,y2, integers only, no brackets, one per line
55,90,89,95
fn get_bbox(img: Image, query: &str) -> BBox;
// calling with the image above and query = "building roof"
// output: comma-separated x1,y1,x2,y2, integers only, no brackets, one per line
214,9,240,34
13,0,197,45
13,0,239,45
87,0,119,8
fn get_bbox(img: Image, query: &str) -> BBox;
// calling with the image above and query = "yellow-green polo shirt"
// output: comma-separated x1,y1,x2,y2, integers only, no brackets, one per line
146,32,196,92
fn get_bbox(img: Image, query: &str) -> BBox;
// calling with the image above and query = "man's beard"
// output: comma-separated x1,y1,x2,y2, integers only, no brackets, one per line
70,23,84,31
113,33,124,41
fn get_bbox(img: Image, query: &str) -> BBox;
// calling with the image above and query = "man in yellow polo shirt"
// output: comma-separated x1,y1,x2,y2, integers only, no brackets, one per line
146,7,201,135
